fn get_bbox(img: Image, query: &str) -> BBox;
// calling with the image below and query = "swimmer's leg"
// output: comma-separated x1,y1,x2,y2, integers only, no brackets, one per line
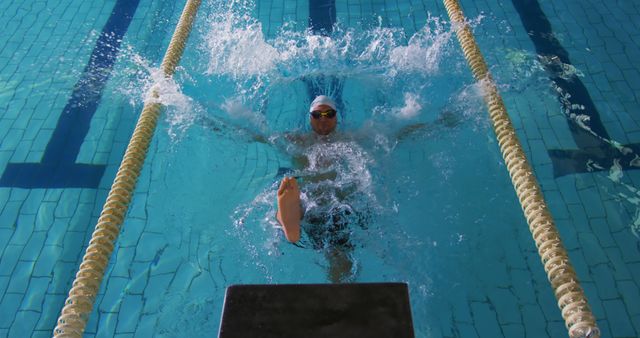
276,177,302,242
326,247,354,283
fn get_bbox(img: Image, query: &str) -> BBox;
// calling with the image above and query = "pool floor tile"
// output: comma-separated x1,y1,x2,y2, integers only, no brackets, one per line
0,200,21,228
111,247,136,278
0,276,8,300
7,310,40,337
134,315,158,338
45,219,69,247
114,334,135,338
0,0,638,336
68,204,94,232
125,262,149,295
487,287,521,324
502,323,525,338
591,264,621,300
616,281,640,316
54,189,81,218
22,189,45,215
142,273,172,314
98,277,128,313
633,314,640,336
32,246,59,278
579,232,611,266
19,229,45,261
61,231,85,262
48,262,75,294
19,276,51,312
0,227,12,252
603,299,637,337
612,232,640,263
454,322,479,338
471,301,503,337
605,247,633,281
133,233,166,262
0,293,23,327
30,330,52,338
7,261,34,294
116,295,143,334
545,320,567,338
0,245,22,276
36,294,67,332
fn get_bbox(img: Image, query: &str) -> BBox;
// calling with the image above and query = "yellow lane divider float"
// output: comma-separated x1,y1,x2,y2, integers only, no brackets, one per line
442,1,600,337
53,0,203,336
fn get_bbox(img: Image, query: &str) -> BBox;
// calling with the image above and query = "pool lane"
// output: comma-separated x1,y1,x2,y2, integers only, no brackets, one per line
306,0,344,110
0,0,141,188
511,0,640,177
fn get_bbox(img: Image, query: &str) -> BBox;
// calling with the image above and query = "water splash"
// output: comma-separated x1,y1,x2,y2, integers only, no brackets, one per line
114,47,198,142
199,1,465,120
230,181,279,279
552,82,632,155
388,16,454,76
444,81,488,129
111,0,487,147
393,93,423,119
220,96,267,132
497,48,547,92
606,160,640,238
205,18,278,77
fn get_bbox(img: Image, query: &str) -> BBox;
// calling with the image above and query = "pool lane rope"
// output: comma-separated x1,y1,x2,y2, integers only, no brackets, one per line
442,1,600,337
53,0,202,336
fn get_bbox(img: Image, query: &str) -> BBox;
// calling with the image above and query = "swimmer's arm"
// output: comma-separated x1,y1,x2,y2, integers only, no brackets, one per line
196,115,270,144
336,184,358,200
395,111,462,142
296,170,337,183
396,122,433,142
292,153,309,169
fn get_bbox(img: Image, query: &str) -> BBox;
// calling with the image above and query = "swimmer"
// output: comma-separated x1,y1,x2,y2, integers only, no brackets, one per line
275,94,453,242
276,94,463,283
276,95,359,283
198,94,460,282
276,95,337,243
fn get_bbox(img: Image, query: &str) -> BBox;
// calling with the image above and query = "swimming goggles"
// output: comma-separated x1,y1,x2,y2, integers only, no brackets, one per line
310,109,337,119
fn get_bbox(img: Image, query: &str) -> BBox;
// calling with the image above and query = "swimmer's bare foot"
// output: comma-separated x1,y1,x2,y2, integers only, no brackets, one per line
277,177,302,242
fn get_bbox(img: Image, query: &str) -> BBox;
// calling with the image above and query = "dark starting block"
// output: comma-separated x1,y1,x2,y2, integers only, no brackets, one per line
218,283,415,338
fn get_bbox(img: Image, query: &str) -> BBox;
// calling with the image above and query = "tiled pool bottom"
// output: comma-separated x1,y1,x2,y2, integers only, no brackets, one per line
0,188,101,336
0,0,180,335
1,0,640,337
2,153,639,337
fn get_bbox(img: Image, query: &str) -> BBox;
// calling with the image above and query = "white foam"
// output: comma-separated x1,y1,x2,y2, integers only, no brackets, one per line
220,96,266,131
201,5,459,96
205,19,279,77
388,18,453,75
114,49,196,142
395,93,423,119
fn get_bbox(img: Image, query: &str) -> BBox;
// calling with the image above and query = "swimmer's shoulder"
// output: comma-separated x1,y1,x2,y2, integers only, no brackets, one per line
283,132,315,146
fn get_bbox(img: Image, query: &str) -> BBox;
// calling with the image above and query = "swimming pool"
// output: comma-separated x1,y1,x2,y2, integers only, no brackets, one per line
1,0,639,337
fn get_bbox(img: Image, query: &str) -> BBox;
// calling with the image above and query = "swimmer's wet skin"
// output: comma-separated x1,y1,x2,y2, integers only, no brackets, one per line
276,95,337,242
276,176,302,242
274,94,460,243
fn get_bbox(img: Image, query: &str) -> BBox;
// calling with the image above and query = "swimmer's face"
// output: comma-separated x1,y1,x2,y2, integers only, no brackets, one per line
310,104,337,135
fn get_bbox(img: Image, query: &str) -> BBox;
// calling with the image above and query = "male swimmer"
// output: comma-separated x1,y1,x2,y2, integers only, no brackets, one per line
276,95,338,242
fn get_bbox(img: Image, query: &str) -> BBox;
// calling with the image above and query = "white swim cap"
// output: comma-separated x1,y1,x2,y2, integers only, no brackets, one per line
309,95,337,112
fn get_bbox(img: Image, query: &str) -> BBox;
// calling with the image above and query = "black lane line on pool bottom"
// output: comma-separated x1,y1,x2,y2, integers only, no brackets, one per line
275,0,341,178
0,0,141,188
306,0,343,110
309,0,336,36
511,0,640,177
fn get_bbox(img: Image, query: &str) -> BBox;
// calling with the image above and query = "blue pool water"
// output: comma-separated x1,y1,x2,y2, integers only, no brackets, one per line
1,0,639,337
